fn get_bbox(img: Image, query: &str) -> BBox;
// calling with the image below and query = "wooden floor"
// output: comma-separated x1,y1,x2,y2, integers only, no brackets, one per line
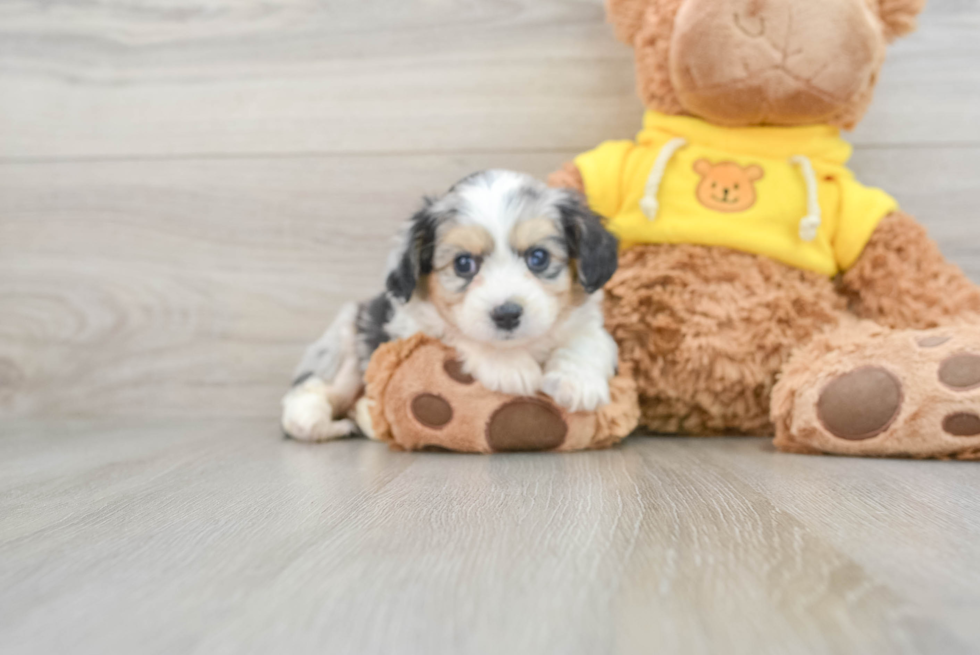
2,1,980,653
1,420,979,654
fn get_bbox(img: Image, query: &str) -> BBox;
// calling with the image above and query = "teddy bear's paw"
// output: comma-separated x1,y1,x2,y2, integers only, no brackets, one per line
775,326,980,459
542,368,611,413
367,338,635,453
281,378,357,442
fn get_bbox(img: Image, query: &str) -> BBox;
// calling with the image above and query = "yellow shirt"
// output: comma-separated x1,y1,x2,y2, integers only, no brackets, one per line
575,112,898,276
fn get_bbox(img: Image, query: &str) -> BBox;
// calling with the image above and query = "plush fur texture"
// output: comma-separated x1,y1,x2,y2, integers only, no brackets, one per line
629,0,687,118
361,334,639,453
840,212,980,329
552,0,980,458
604,244,846,434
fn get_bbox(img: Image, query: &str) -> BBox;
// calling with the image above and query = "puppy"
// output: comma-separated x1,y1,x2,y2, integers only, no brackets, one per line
282,170,619,442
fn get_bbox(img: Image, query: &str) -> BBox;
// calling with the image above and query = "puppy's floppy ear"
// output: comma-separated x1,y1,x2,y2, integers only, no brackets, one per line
558,193,619,294
386,200,439,302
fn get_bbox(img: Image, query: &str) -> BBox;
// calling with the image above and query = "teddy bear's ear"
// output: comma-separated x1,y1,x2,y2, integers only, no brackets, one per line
876,0,927,41
606,0,653,44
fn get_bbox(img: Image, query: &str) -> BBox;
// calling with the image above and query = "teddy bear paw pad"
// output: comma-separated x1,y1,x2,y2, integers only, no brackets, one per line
917,335,951,348
486,398,567,452
943,412,980,437
410,393,453,429
938,352,980,391
816,366,902,441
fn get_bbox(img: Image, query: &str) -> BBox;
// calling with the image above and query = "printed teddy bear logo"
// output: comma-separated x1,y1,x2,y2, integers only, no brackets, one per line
693,160,764,213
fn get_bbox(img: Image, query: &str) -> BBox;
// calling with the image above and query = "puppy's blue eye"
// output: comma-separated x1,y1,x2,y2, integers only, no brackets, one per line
453,254,479,277
525,248,550,273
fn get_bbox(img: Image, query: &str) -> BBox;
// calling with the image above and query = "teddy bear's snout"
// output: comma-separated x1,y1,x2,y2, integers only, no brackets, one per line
668,0,883,125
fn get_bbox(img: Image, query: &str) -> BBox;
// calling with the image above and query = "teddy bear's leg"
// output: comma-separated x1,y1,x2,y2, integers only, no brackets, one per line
840,212,980,329
775,213,980,459
772,323,980,459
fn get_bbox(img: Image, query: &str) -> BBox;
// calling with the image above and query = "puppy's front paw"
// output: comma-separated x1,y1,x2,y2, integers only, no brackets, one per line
542,369,610,412
471,355,543,397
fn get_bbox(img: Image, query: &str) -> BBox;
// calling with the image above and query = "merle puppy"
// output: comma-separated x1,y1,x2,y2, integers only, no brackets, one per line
282,170,619,441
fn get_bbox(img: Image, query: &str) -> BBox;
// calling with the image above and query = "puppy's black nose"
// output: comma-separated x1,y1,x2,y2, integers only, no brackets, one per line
491,302,523,331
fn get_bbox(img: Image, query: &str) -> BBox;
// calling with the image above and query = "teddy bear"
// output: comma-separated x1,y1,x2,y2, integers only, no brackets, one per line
546,0,980,459
359,334,640,453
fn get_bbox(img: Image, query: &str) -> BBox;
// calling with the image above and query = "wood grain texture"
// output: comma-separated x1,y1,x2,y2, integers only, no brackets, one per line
2,421,979,655
0,0,979,160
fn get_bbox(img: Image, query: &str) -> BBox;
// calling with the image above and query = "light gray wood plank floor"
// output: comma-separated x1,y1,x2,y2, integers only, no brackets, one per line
3,420,980,655
2,0,980,653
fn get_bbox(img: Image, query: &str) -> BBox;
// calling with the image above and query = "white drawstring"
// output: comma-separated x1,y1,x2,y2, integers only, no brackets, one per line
790,155,822,242
640,137,687,220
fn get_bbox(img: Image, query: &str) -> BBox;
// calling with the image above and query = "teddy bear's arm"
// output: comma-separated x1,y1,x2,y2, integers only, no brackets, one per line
547,161,585,194
840,211,980,329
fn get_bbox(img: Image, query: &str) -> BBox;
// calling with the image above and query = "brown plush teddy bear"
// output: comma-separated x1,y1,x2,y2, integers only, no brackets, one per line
360,334,640,453
548,0,980,459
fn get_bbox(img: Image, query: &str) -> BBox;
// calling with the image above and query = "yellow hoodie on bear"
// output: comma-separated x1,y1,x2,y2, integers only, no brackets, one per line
574,112,898,276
